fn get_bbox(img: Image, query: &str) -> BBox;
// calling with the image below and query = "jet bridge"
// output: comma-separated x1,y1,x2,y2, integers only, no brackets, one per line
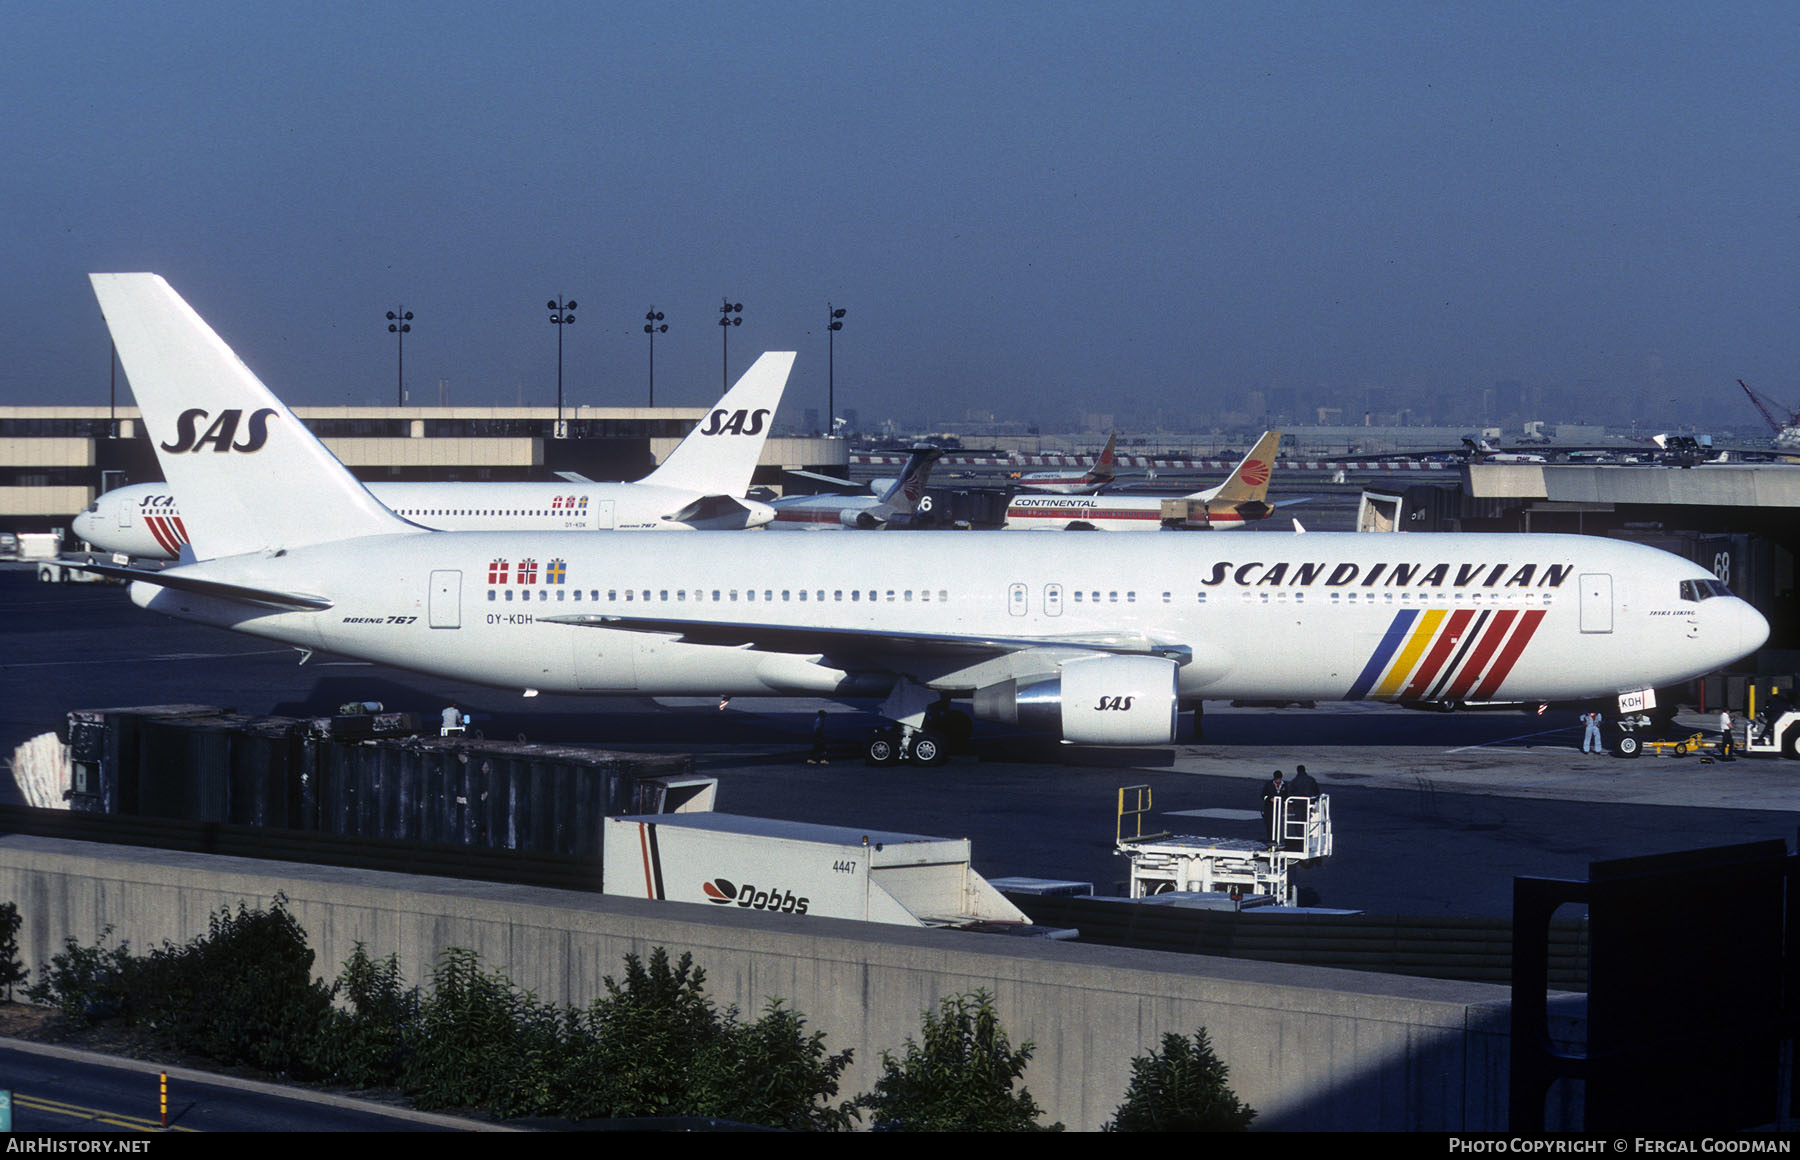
1114,786,1333,906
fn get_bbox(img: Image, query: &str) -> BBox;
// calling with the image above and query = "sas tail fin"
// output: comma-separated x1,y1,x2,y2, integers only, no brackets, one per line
90,273,419,560
1202,430,1281,504
640,351,796,495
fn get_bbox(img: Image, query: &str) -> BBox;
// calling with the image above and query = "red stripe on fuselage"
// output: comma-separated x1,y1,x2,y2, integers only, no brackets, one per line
1439,609,1519,701
144,515,178,556
1469,609,1547,701
1400,608,1475,700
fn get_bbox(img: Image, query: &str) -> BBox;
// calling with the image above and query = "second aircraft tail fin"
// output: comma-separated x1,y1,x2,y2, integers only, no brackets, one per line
90,273,419,561
1201,430,1281,504
640,352,796,496
874,445,943,512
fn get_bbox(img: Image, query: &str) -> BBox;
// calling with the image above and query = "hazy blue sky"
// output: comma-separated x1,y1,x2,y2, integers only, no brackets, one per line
4,2,1795,432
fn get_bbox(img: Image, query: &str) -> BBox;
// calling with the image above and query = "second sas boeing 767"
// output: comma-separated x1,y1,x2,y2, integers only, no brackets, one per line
84,273,1767,765
71,351,795,558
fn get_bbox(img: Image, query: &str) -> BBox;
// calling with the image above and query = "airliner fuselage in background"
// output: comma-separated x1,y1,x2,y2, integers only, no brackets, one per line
75,478,772,558
71,349,796,557
87,272,1770,754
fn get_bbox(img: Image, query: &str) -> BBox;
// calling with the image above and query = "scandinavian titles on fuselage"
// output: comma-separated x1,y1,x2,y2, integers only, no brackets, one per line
1194,560,1573,591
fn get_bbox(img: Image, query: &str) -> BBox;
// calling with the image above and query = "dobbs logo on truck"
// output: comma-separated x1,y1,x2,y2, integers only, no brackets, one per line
701,878,810,915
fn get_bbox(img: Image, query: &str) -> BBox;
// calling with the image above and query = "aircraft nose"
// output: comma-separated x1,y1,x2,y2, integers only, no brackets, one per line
1738,599,1772,659
72,511,95,544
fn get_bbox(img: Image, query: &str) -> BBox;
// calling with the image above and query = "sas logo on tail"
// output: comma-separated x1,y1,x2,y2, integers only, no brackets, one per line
159,408,278,454
698,408,770,437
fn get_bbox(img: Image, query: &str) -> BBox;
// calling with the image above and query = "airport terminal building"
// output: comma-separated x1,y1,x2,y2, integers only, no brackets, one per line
0,403,845,535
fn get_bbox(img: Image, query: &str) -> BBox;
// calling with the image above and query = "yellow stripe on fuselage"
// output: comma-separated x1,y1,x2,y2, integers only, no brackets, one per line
1372,608,1446,698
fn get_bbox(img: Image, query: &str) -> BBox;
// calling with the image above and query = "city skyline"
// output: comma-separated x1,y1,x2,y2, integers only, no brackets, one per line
5,3,1794,436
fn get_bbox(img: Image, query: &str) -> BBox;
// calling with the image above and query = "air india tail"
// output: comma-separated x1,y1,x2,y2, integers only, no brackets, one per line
90,273,420,561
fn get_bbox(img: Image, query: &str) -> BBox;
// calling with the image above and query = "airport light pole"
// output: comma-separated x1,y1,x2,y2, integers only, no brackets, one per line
385,307,413,406
719,298,743,392
644,307,667,406
547,296,577,438
826,303,846,437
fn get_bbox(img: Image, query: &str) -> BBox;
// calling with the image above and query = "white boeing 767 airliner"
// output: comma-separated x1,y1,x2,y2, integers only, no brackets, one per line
71,352,794,558
84,274,1767,765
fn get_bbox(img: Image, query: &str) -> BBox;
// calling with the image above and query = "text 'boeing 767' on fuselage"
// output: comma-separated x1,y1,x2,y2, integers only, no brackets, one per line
84,273,1769,763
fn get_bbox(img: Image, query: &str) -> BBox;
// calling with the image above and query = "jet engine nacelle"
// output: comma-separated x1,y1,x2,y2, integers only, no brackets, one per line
842,508,885,529
971,655,1179,744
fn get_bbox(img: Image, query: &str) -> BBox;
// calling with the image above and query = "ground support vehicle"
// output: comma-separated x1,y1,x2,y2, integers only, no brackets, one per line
1741,685,1800,759
1639,731,1731,759
1114,785,1333,906
602,812,1031,929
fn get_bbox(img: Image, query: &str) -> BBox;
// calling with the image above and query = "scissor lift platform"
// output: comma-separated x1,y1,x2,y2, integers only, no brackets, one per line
1115,788,1332,906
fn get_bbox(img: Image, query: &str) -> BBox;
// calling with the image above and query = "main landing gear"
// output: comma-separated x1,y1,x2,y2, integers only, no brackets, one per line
865,707,971,768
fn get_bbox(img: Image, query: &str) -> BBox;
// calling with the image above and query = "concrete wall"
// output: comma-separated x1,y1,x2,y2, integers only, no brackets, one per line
0,835,1519,1131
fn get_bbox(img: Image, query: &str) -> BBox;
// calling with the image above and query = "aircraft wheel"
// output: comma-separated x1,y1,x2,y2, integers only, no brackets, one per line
866,732,901,766
1614,734,1640,758
911,732,948,767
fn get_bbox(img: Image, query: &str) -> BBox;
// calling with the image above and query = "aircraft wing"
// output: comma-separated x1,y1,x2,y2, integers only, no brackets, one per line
783,469,866,493
539,612,1191,663
65,561,334,610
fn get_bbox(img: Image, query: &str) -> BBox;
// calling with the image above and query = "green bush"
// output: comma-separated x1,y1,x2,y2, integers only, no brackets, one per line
24,924,136,1026
132,894,333,1076
1105,1028,1256,1132
0,902,26,1000
311,943,421,1089
556,947,721,1119
855,990,1061,1132
401,946,565,1118
691,999,857,1131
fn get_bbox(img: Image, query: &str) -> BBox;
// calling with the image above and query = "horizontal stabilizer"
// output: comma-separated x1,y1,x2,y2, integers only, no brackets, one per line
66,560,333,610
662,493,760,526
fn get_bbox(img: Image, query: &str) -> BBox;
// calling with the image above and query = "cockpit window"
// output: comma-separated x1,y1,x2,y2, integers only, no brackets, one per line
1679,578,1734,602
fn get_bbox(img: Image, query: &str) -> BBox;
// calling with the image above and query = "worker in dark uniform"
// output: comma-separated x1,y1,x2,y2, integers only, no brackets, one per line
1260,770,1286,845
807,709,830,765
1288,764,1319,799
